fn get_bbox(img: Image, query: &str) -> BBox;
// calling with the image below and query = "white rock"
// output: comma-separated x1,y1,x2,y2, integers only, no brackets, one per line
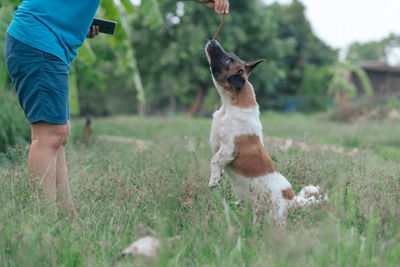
122,236,160,257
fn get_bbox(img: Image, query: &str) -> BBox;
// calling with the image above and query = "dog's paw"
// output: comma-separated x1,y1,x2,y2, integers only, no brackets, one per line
231,199,243,207
208,177,220,189
208,183,218,189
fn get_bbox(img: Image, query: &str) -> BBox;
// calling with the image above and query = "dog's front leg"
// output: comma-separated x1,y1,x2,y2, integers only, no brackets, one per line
208,145,234,189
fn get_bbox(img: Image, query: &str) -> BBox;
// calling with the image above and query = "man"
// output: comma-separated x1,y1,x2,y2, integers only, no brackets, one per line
4,0,229,219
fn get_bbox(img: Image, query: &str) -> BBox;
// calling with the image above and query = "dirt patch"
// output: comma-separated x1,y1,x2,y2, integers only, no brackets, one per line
264,136,359,156
96,134,153,151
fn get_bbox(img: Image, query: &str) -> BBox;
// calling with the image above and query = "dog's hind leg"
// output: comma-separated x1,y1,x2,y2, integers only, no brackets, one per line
251,195,289,226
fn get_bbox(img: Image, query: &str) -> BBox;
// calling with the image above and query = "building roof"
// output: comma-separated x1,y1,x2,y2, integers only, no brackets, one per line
359,61,400,73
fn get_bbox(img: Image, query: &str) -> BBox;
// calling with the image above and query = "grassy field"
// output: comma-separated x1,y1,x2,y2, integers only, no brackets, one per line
1,112,400,266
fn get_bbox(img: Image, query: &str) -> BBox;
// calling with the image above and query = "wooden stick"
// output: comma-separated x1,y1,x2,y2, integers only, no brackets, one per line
213,13,226,40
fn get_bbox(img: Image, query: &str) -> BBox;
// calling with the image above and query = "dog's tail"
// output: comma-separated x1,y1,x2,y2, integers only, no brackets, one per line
290,185,328,208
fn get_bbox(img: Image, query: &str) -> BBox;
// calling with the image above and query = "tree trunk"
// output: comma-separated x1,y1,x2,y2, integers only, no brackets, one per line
133,70,146,116
188,84,206,116
116,4,147,116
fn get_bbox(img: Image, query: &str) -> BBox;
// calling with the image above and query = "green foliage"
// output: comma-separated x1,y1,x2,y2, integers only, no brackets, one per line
352,65,373,96
299,64,331,112
273,0,337,95
0,0,30,154
139,0,164,30
346,33,400,65
149,0,333,110
0,3,15,91
94,0,164,114
328,63,357,101
69,63,80,115
76,0,337,114
346,41,385,63
328,62,373,102
0,90,30,154
2,0,338,117
387,96,400,110
75,38,141,115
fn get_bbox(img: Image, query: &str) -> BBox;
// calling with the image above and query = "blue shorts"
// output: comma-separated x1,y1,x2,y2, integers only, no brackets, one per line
4,33,70,125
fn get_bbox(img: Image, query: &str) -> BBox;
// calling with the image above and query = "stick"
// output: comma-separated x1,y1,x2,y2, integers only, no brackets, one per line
213,13,226,40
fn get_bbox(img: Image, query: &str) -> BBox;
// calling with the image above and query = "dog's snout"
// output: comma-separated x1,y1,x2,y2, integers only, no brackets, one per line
209,40,217,46
209,39,221,48
206,40,221,50
206,40,224,56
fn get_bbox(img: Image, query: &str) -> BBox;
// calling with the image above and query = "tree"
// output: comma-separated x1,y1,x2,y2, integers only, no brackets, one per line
346,33,400,65
328,62,373,107
70,0,337,115
274,0,337,95
73,0,164,115
346,41,386,63
299,64,331,112
127,0,336,114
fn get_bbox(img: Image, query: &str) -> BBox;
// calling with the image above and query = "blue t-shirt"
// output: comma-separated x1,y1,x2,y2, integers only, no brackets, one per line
7,0,101,68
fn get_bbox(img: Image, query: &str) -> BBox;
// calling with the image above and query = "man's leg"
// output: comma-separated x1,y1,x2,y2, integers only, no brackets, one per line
28,122,69,212
55,122,78,218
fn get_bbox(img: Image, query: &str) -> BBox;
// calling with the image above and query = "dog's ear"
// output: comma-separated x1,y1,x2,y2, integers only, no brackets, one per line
227,73,245,89
245,59,264,75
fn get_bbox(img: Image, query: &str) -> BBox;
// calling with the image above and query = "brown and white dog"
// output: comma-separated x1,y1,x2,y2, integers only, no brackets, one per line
205,40,327,225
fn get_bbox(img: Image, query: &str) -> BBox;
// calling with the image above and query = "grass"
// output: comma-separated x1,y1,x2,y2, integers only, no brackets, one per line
1,112,400,266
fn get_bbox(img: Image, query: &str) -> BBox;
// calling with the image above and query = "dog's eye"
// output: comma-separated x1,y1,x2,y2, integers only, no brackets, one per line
237,69,244,75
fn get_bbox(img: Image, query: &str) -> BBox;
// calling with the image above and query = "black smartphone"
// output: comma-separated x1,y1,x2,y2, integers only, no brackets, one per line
91,18,117,35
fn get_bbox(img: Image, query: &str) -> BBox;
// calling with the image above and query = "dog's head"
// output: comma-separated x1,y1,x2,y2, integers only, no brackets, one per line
205,40,264,93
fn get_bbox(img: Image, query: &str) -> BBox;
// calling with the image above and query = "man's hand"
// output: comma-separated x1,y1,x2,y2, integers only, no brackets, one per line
87,25,99,39
199,0,229,14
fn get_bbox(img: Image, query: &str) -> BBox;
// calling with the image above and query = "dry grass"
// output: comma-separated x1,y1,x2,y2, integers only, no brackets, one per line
1,113,399,266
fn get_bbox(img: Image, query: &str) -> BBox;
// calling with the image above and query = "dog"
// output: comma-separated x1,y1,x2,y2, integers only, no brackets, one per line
205,40,327,225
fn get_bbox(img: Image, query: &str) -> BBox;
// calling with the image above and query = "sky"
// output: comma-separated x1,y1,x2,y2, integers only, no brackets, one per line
263,0,400,50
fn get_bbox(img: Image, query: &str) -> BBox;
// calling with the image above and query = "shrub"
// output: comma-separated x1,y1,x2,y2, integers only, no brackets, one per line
0,89,30,153
329,97,399,123
298,64,332,112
